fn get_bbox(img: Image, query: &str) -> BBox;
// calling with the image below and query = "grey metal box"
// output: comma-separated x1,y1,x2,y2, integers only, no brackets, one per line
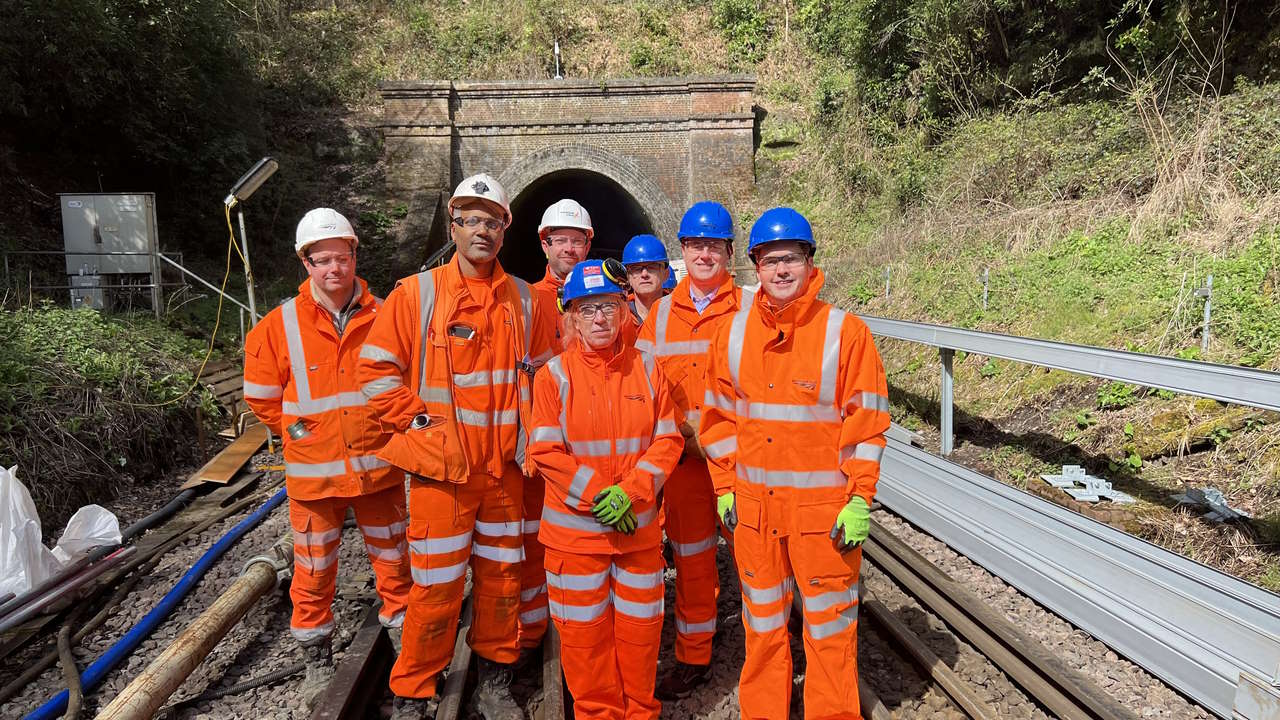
59,193,158,275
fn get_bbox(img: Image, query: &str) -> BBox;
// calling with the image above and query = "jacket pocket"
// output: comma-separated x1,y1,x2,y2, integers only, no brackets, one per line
736,492,762,531
797,501,838,535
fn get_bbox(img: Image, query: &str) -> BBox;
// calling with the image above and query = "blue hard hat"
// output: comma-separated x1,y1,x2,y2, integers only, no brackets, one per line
747,207,815,255
622,234,669,266
662,264,677,291
678,201,734,241
559,259,626,311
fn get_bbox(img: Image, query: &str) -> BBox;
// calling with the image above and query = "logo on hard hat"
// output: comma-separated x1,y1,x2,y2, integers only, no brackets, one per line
583,265,602,276
472,180,490,194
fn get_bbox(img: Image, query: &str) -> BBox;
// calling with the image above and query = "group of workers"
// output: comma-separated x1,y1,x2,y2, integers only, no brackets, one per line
243,171,889,720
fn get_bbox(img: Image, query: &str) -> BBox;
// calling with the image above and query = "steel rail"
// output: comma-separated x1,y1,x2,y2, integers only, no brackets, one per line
860,315,1280,412
877,436,1280,719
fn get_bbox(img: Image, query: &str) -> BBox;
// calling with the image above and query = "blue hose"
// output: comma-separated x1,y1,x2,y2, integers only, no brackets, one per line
24,487,288,720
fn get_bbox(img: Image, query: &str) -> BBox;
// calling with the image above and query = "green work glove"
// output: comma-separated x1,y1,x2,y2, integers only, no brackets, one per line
615,508,638,535
830,496,871,552
592,485,633,528
716,492,737,532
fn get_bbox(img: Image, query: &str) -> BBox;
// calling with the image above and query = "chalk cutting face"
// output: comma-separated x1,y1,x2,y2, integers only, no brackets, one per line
451,198,506,265
303,237,357,296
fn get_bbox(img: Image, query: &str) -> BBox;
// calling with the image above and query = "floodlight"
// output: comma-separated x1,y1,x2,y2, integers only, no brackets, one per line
224,157,278,208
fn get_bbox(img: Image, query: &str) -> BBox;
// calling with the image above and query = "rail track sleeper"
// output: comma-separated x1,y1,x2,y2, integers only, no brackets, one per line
310,604,393,720
869,520,1142,720
863,595,1002,720
857,675,893,720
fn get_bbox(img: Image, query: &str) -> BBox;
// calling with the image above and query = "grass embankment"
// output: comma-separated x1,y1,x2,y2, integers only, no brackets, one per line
0,303,219,530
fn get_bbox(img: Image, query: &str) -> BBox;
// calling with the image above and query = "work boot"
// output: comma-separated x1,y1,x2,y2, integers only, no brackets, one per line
655,661,711,700
391,695,438,720
511,643,540,678
299,635,335,709
470,656,524,720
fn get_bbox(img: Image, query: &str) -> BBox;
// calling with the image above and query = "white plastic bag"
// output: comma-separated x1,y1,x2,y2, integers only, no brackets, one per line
0,466,61,596
53,505,121,565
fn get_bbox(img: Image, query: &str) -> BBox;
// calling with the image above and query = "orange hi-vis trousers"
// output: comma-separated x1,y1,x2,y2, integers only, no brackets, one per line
545,546,664,720
664,458,720,664
389,465,524,699
733,516,863,720
288,484,411,643
518,472,549,648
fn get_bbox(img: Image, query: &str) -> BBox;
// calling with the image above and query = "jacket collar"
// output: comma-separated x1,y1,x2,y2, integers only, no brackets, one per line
296,277,373,313
444,255,509,306
670,272,740,315
754,268,826,340
540,265,565,290
570,333,626,371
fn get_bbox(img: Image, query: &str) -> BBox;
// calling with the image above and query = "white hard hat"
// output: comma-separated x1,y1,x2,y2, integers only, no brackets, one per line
295,208,357,258
538,199,594,240
449,173,511,227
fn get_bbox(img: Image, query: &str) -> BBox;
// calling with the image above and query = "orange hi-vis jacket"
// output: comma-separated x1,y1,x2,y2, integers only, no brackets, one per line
529,340,684,555
635,274,746,430
243,278,397,501
700,268,890,526
356,257,554,481
533,266,565,349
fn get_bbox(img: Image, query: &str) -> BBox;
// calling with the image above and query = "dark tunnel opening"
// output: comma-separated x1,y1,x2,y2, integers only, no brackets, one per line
502,169,654,283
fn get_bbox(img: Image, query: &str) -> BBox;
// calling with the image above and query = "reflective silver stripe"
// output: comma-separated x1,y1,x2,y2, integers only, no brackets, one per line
742,604,787,633
414,272,442,407
295,527,342,547
362,376,402,399
676,617,717,634
636,460,665,489
472,543,523,563
615,436,648,454
703,435,737,459
846,390,890,414
741,578,795,606
280,299,312,402
282,392,368,416
295,548,339,573
569,440,612,457
652,296,672,355
611,566,663,589
291,622,334,642
546,568,610,591
549,595,611,623
736,464,846,489
739,401,841,424
703,390,735,413
654,419,678,437
475,520,523,537
615,596,664,619
655,340,710,356
380,609,405,628
409,531,472,555
634,339,656,354
359,343,405,370
350,455,389,472
421,386,453,405
411,560,467,586
565,465,595,507
359,521,406,540
805,604,859,640
819,308,845,406
542,506,656,534
802,585,858,614
673,535,717,557
521,584,548,602
243,381,283,399
514,277,534,363
287,460,348,478
455,407,519,426
546,356,572,448
840,442,884,464
726,291,754,391
522,519,541,535
531,426,564,444
521,606,549,624
365,544,403,562
453,369,517,387
640,350,656,385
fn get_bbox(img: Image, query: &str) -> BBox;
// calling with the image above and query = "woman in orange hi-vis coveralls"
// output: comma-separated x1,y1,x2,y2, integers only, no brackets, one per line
242,208,411,705
700,207,890,720
530,259,684,720
635,202,746,699
356,175,555,720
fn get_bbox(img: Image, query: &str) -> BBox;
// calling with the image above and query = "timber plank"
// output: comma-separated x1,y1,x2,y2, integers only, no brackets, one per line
182,423,268,488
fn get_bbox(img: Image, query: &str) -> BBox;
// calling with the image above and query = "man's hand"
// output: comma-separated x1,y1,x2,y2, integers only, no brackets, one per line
681,422,705,459
716,492,737,532
830,496,871,552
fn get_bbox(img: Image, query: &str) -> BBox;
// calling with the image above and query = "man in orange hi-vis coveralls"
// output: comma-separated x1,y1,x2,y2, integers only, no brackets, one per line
701,207,889,720
357,174,554,720
520,197,594,658
530,259,684,719
242,208,411,706
635,200,745,699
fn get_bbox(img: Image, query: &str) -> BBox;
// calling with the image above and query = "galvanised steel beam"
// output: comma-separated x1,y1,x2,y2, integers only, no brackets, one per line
878,437,1280,719
861,315,1280,412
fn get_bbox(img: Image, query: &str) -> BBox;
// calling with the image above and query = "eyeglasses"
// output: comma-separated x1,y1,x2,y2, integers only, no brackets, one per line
575,301,622,319
755,252,808,270
306,252,354,269
547,236,589,249
681,239,728,255
626,262,666,276
453,216,503,231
